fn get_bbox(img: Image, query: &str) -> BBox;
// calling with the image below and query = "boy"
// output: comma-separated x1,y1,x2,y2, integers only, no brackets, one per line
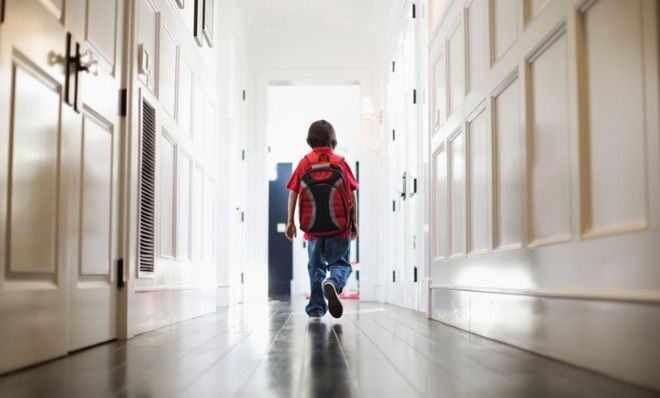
285,120,359,320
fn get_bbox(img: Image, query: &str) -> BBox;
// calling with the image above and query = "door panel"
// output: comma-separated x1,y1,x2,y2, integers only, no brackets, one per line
84,0,118,69
80,112,114,277
8,62,61,274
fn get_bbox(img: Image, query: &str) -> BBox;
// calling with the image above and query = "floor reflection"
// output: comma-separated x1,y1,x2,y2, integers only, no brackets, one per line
0,300,657,398
306,321,354,398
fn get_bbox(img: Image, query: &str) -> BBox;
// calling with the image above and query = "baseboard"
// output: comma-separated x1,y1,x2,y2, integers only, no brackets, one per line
430,287,660,391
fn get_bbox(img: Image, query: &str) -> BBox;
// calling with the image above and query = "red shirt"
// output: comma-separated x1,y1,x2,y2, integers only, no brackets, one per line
287,147,359,240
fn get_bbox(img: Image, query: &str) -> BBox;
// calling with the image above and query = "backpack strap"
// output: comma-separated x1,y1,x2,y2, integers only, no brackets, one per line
304,152,319,164
304,152,343,165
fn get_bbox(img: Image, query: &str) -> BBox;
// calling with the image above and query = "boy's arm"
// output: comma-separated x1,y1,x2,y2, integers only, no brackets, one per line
285,191,297,241
351,191,358,239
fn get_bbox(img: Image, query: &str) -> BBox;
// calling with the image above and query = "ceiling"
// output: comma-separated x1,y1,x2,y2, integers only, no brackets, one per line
238,0,388,41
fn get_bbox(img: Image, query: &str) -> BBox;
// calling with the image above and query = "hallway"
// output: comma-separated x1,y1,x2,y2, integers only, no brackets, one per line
1,0,660,395
0,300,657,398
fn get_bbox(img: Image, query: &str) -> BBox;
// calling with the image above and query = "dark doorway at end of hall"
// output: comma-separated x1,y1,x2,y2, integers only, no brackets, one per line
268,162,293,298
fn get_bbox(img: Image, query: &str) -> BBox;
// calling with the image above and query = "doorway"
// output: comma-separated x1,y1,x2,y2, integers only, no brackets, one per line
268,163,293,297
265,83,361,299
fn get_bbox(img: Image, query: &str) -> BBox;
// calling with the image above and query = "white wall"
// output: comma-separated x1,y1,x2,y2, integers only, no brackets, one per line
427,0,660,390
123,0,234,336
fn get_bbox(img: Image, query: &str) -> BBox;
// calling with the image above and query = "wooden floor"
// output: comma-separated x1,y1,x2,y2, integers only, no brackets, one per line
0,299,658,398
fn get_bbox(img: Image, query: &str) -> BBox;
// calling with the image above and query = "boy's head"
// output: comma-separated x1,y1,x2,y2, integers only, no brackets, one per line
307,120,337,149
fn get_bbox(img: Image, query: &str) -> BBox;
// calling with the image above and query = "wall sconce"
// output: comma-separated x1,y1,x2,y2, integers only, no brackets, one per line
361,97,383,124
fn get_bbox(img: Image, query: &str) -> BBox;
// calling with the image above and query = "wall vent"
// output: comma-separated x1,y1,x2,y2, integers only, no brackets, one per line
138,100,156,273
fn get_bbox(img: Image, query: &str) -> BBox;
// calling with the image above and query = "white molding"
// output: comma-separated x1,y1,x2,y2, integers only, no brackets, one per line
430,284,660,304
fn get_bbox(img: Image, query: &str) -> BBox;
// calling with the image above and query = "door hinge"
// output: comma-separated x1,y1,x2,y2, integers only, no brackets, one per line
392,129,396,141
413,89,417,104
242,89,246,101
414,266,418,283
119,88,128,117
117,258,124,288
240,211,245,222
392,270,396,283
391,61,396,73
240,272,244,284
241,149,245,160
412,3,416,19
410,177,417,195
392,200,396,212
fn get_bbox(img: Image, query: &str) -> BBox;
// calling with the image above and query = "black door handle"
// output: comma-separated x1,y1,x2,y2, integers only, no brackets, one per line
64,32,74,107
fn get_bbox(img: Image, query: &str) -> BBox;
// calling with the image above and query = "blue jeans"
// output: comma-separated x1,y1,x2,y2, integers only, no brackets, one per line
306,237,352,316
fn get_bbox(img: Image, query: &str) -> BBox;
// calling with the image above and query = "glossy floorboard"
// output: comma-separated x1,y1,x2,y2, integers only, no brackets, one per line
0,299,658,398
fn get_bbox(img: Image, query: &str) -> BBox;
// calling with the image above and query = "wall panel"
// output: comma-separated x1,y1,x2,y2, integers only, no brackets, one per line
491,0,518,62
177,152,192,260
468,109,489,253
466,0,488,92
581,0,647,235
432,52,446,133
203,178,215,262
450,131,466,255
493,77,523,249
447,20,465,114
137,0,158,90
178,60,193,135
159,133,176,258
433,148,448,259
191,166,203,261
192,81,205,147
204,101,216,157
159,23,178,118
528,29,571,244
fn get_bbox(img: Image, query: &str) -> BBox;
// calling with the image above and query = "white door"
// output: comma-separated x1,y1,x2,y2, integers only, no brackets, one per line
0,0,74,373
402,14,419,310
0,0,123,371
66,0,123,351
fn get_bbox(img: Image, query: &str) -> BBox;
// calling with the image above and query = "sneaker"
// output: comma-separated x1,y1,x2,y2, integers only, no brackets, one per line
308,312,323,322
323,281,343,318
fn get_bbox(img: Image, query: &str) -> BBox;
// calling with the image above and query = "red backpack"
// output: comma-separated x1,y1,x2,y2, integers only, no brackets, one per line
298,152,353,237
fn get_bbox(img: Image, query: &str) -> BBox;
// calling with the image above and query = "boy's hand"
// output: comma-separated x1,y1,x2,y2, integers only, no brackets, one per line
285,222,297,241
351,223,359,240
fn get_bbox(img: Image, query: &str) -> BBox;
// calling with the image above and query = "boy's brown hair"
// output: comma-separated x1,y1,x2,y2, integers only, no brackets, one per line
306,120,337,149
